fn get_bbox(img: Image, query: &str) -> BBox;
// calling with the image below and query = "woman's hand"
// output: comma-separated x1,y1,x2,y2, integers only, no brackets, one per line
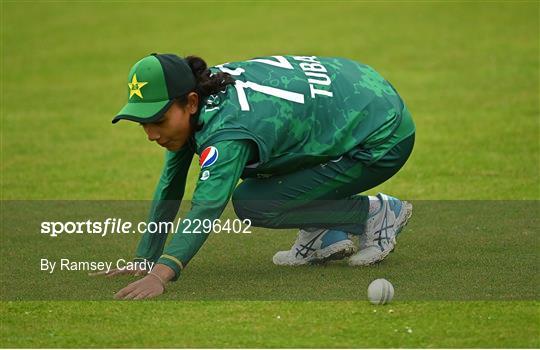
112,264,175,300
114,274,165,300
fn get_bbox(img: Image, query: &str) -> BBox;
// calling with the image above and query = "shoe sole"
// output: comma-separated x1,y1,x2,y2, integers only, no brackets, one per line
349,201,413,266
309,243,356,265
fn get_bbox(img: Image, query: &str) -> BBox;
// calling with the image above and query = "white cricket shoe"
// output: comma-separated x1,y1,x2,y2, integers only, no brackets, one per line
349,193,413,266
273,229,356,266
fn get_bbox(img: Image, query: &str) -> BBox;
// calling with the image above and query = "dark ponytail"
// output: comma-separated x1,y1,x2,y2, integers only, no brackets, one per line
187,55,235,97
177,55,235,132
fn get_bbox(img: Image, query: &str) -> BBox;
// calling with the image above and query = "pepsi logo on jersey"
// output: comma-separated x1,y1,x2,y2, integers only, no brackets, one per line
200,146,219,168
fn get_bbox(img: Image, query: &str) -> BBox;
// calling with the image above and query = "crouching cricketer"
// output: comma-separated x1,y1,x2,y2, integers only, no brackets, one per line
102,54,415,300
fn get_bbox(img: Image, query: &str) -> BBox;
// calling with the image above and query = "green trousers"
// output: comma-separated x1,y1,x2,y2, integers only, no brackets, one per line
232,121,415,235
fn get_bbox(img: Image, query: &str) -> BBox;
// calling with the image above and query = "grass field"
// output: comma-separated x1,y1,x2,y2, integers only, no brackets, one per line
1,1,539,348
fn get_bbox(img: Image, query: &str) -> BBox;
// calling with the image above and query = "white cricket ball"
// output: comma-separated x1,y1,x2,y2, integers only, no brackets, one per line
367,278,394,305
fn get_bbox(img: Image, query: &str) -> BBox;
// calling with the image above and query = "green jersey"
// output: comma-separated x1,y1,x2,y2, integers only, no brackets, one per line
134,55,415,279
197,55,406,176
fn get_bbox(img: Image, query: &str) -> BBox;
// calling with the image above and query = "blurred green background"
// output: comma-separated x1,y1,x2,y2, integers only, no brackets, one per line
1,1,539,348
2,1,538,200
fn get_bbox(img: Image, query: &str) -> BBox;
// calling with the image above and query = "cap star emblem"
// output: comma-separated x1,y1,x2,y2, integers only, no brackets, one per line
128,74,148,99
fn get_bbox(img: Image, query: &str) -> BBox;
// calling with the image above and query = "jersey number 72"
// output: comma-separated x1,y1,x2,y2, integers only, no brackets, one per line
216,56,305,112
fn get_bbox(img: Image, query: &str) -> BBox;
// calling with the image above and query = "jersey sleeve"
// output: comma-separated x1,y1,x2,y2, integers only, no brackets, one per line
134,144,194,262
156,139,256,280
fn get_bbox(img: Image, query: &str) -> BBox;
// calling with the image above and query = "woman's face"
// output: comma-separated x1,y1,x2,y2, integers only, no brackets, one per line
141,92,198,152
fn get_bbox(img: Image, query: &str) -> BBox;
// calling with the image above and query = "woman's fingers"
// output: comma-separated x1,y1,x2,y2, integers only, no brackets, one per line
114,283,136,299
123,289,141,300
114,276,165,300
133,291,150,300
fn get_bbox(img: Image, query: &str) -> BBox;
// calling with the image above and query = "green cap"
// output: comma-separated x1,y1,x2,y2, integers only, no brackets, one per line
112,53,196,124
